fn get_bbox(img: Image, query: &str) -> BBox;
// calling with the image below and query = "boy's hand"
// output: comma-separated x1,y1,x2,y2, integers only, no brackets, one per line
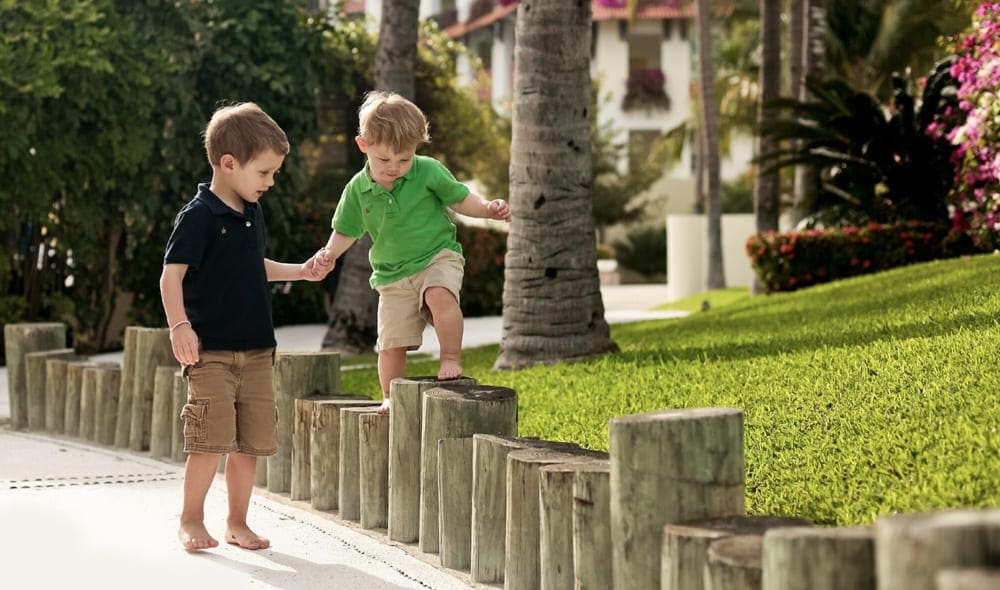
169,323,199,366
300,249,335,281
487,199,511,222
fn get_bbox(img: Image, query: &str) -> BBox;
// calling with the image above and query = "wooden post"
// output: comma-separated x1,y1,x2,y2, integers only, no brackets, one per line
254,453,268,487
936,568,1000,590
268,351,341,494
387,376,477,543
114,326,142,448
65,361,110,438
25,348,75,430
4,322,66,429
80,364,118,441
171,371,186,463
471,435,578,584
359,411,390,530
539,455,610,590
149,366,177,457
572,460,613,590
761,526,874,590
308,398,374,510
338,406,380,521
94,366,122,446
609,408,745,590
438,437,475,570
420,384,518,554
128,328,175,451
705,535,762,590
876,509,1000,590
291,395,346,501
663,515,812,590
45,357,83,433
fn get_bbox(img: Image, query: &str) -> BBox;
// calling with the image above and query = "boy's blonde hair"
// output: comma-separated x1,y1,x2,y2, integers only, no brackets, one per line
203,102,289,166
357,91,430,152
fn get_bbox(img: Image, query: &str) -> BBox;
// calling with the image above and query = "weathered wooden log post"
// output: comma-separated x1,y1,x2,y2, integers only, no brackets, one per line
664,515,812,590
506,447,606,590
338,406,380,521
572,460,613,590
388,376,477,543
936,568,1000,590
609,408,745,590
269,351,340,494
359,411,390,530
171,371,187,463
4,322,66,429
149,366,178,457
539,455,611,590
114,326,142,448
876,509,1000,590
94,366,122,446
309,397,374,510
761,526,874,590
706,535,763,590
420,384,518,554
470,435,577,584
25,348,75,430
129,328,175,451
66,361,110,438
438,437,475,570
291,395,344,501
45,356,83,433
80,364,119,441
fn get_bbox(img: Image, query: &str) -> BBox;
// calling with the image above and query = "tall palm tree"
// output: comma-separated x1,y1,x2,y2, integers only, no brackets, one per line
494,0,617,370
321,0,419,354
697,0,725,290
754,0,781,235
791,0,828,223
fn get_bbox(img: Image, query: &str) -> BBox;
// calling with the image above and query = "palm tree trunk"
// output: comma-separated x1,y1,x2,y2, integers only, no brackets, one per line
322,0,419,354
792,0,827,224
697,0,725,290
494,0,617,370
755,0,781,234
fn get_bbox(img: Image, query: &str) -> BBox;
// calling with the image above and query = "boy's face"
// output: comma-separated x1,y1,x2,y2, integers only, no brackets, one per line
356,137,415,190
219,148,285,204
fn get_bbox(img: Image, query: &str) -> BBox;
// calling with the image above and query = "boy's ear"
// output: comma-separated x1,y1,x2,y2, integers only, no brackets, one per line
219,153,237,172
355,136,368,154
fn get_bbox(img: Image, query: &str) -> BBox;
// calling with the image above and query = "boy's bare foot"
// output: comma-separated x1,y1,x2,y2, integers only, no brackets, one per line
437,360,463,380
225,523,270,550
377,398,390,414
178,521,219,552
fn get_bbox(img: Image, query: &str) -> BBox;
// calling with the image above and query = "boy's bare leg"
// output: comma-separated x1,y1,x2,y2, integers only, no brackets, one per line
377,347,407,414
424,287,463,380
179,452,222,551
224,453,269,550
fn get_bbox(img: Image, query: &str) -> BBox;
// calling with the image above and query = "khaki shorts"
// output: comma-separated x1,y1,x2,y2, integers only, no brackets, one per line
375,248,464,351
180,348,277,456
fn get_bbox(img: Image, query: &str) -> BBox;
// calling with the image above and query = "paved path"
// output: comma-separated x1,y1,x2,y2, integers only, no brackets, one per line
0,284,680,589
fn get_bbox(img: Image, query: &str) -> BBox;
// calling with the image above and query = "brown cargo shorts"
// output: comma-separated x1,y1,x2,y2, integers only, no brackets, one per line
180,348,277,456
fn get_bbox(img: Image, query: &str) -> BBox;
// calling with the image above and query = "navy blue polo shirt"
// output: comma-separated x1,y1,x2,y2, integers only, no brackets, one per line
163,183,276,351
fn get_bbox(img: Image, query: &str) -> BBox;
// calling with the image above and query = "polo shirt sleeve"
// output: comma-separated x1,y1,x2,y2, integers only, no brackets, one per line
332,183,365,239
164,205,211,269
426,158,471,206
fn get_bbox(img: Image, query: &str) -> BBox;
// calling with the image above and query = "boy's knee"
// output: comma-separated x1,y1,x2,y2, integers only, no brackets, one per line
423,286,457,310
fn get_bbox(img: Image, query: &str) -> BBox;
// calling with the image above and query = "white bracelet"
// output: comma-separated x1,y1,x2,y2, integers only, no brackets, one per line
169,320,191,333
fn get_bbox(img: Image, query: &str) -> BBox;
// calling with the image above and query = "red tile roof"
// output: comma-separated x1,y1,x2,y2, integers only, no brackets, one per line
443,2,518,38
443,1,692,38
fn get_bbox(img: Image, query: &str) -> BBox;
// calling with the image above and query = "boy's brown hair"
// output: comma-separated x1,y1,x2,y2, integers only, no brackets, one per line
203,102,289,166
357,91,430,152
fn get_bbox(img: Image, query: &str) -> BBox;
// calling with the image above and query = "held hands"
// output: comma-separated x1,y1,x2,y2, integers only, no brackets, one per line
487,199,511,222
300,248,336,281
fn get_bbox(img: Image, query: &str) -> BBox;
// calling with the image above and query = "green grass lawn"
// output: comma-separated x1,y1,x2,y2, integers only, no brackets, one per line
341,254,1000,526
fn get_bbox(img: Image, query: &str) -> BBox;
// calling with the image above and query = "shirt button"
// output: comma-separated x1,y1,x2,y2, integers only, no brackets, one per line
388,199,393,203
245,221,252,227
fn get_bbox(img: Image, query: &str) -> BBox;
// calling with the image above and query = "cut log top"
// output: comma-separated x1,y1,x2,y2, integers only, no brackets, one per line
667,515,813,539
538,456,610,474
507,446,606,465
5,322,65,330
424,384,517,402
609,407,742,425
397,375,477,385
763,524,871,541
878,508,1000,533
708,534,763,567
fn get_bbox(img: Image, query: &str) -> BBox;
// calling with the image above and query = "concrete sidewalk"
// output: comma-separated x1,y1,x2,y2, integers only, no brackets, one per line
0,284,681,589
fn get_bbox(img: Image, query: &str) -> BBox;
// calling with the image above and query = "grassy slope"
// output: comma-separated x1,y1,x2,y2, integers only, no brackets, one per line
341,254,1000,525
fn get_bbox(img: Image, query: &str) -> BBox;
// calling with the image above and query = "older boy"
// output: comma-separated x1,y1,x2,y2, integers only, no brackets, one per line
161,102,325,551
316,91,510,413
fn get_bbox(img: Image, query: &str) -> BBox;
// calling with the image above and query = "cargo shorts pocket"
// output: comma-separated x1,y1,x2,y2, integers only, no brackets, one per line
180,400,209,443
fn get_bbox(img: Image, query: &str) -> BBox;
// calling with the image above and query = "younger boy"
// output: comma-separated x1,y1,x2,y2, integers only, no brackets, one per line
316,91,510,413
160,102,325,551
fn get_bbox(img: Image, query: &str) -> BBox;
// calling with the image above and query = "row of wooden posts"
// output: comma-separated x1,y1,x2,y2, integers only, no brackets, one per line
4,322,1000,590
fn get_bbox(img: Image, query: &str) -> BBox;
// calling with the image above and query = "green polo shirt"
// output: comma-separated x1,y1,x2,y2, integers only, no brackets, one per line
332,155,470,287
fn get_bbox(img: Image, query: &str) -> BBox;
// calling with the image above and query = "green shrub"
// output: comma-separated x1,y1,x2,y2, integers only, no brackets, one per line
614,225,667,279
746,221,959,292
457,224,506,317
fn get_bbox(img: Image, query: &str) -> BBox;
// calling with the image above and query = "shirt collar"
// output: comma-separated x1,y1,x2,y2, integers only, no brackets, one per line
358,157,419,194
195,183,255,217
